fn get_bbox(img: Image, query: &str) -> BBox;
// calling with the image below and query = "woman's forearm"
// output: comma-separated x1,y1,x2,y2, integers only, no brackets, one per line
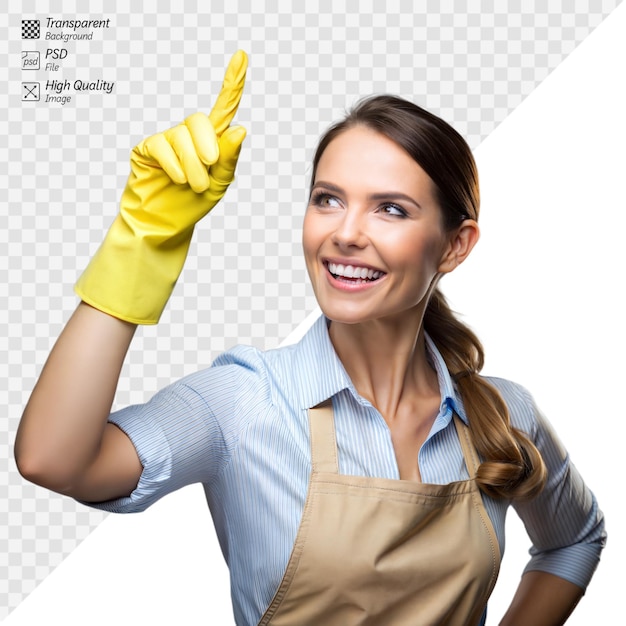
15,302,137,492
499,571,584,626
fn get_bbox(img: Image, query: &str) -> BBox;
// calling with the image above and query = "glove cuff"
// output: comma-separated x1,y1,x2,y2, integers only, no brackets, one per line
74,215,193,325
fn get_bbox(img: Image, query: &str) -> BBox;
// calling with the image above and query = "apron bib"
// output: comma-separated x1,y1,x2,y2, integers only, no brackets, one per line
259,401,501,626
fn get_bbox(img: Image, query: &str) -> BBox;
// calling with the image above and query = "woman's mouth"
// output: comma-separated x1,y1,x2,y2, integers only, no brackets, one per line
326,262,385,284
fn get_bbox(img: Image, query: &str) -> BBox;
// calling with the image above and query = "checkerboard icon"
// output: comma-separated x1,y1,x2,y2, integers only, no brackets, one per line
22,19,40,39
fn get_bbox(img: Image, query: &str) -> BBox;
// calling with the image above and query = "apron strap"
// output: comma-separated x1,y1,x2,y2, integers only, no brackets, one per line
308,400,339,474
453,414,481,477
308,404,481,478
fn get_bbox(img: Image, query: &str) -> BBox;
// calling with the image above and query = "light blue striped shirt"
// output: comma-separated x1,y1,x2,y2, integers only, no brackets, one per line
89,314,606,625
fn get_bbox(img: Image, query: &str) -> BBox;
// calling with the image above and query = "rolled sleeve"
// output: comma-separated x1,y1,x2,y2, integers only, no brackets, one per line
513,395,606,589
102,401,174,512
80,344,271,514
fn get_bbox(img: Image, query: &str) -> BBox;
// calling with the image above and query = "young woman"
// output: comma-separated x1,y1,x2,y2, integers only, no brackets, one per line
15,51,605,625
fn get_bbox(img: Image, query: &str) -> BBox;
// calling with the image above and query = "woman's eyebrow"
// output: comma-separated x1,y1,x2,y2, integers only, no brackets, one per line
311,181,343,194
367,192,422,210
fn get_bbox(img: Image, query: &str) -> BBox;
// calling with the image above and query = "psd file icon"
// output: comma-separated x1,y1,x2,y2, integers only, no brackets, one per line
22,51,40,70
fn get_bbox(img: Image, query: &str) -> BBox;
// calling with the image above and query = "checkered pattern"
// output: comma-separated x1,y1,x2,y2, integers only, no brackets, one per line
21,19,39,39
0,0,622,619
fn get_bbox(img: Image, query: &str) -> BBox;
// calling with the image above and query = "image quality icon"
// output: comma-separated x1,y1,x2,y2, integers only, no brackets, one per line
22,82,40,101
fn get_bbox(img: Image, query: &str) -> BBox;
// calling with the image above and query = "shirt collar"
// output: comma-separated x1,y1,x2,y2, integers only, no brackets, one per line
290,314,354,410
291,314,468,425
424,333,468,425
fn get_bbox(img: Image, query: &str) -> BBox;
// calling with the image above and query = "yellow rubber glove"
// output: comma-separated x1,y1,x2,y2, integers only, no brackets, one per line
75,50,248,324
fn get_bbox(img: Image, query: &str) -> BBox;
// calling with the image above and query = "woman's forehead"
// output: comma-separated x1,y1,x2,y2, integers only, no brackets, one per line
315,126,435,197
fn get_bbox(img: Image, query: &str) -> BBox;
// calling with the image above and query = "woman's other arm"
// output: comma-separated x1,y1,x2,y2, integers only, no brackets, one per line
494,380,606,624
499,571,583,625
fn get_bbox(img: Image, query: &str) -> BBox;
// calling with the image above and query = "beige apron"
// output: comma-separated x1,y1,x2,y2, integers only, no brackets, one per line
259,402,501,626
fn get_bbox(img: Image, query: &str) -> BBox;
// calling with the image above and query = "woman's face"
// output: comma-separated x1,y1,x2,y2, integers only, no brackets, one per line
303,126,457,326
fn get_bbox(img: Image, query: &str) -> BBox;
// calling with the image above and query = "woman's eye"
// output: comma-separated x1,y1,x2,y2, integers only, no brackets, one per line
312,193,341,208
379,203,406,217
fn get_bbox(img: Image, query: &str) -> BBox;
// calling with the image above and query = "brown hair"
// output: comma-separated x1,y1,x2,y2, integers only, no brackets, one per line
311,95,546,500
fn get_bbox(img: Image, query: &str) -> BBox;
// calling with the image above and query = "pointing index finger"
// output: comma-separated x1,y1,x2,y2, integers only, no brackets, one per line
208,50,248,137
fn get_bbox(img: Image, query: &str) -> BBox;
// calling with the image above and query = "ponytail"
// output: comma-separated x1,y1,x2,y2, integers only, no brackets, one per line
424,288,547,500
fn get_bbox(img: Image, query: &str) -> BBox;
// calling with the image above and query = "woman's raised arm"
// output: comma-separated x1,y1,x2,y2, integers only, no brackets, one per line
15,50,248,503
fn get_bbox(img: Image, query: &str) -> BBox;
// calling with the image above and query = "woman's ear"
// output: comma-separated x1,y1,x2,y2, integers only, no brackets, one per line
438,219,480,274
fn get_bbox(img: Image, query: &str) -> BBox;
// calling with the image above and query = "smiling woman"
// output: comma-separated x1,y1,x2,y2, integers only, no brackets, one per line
304,124,472,326
15,53,605,626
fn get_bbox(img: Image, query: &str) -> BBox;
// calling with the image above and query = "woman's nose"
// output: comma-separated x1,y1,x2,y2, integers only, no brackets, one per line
331,210,368,249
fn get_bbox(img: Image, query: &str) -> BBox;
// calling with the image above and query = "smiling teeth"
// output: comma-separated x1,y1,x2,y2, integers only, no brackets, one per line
328,262,383,280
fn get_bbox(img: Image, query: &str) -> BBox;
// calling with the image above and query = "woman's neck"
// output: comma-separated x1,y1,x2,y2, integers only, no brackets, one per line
328,314,440,421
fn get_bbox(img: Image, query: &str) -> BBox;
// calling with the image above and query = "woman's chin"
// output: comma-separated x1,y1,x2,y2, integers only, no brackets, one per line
318,303,384,326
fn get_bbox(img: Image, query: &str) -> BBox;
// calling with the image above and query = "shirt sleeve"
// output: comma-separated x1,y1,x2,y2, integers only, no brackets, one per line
78,344,271,514
507,383,606,590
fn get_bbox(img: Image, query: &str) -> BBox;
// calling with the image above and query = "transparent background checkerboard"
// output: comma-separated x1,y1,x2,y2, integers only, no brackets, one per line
1,0,622,618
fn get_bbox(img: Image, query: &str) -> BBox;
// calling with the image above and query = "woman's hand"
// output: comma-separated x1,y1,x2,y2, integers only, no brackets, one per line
75,50,248,325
